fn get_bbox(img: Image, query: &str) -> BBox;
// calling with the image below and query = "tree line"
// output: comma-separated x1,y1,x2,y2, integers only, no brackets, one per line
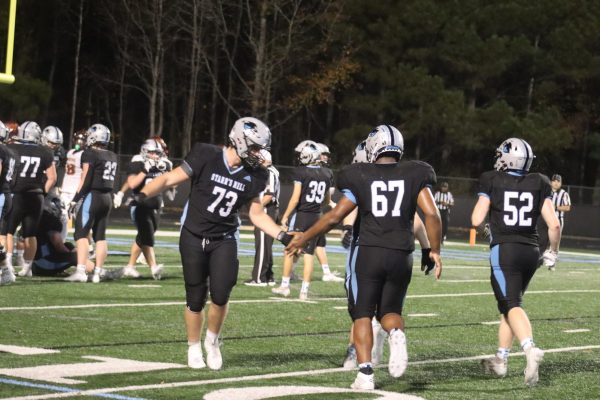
0,0,598,187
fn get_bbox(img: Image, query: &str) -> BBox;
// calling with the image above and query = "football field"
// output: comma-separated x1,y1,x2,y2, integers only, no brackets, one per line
1,230,599,400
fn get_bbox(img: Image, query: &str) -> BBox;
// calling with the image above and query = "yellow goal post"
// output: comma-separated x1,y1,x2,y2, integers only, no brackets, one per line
0,0,17,84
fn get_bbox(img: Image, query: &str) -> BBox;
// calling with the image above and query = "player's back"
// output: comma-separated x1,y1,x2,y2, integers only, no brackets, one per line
0,143,17,193
479,170,551,246
294,165,333,213
8,143,54,193
61,149,83,193
337,160,436,251
82,148,118,192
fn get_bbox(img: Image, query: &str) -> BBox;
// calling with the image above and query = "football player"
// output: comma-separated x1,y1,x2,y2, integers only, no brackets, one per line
59,130,87,239
6,121,57,278
41,125,66,170
0,120,18,285
121,138,172,279
272,140,335,300
285,125,442,390
471,138,560,387
139,117,291,370
64,123,118,283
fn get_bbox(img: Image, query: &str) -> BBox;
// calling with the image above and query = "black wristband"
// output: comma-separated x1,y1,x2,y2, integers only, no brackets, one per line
421,248,431,256
277,231,292,246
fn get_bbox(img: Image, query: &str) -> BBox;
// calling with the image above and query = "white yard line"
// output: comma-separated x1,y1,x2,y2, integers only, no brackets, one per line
4,344,600,400
2,290,600,312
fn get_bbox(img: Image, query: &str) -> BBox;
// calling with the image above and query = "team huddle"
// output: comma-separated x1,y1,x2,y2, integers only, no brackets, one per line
0,117,562,390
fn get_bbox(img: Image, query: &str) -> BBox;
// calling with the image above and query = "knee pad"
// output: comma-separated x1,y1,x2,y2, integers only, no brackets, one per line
186,284,208,313
210,290,232,307
186,302,205,313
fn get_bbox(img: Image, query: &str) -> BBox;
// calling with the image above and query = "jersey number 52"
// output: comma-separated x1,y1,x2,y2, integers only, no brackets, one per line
503,191,533,226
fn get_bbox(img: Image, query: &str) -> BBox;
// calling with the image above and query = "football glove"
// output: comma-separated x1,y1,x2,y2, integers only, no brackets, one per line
144,159,156,173
68,200,81,220
165,187,177,201
542,249,558,268
113,191,124,208
421,248,435,275
482,223,491,238
277,231,293,246
341,225,353,249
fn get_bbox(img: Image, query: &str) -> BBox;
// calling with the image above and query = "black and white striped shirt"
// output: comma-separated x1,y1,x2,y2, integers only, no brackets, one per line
434,191,454,210
552,188,571,225
262,165,280,207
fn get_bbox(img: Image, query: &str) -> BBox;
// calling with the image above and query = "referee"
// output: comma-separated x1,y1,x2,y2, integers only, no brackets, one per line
539,174,571,270
434,181,454,244
246,152,280,286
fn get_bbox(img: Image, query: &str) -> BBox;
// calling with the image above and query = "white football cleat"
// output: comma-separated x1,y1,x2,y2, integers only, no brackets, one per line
299,290,309,301
15,255,25,267
187,344,206,369
481,356,507,377
17,265,32,277
343,345,357,370
271,285,290,297
524,347,544,387
136,253,147,265
64,268,88,282
322,272,344,282
92,270,101,283
371,321,388,366
122,265,141,278
351,371,375,390
388,329,408,378
204,336,223,370
151,264,163,280
0,268,16,285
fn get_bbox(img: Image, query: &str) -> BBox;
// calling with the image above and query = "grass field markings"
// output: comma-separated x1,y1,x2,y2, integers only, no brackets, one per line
481,321,501,325
332,306,346,310
568,271,585,274
126,285,161,288
203,386,424,400
441,279,488,283
6,344,599,400
407,313,438,317
3,289,600,312
0,345,59,356
0,377,147,400
563,329,591,333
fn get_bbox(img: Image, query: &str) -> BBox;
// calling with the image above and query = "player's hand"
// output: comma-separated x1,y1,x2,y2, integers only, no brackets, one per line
113,191,124,208
284,231,305,255
542,249,558,268
165,187,177,201
280,216,288,230
68,201,80,220
341,225,353,249
421,248,436,275
144,159,156,173
429,250,442,280
482,223,491,238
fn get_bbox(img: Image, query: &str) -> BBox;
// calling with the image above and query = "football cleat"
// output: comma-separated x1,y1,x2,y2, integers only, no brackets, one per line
151,264,163,280
351,371,375,390
244,279,267,287
15,255,25,267
187,344,206,369
0,268,16,285
322,272,344,282
271,285,290,297
524,347,544,387
17,265,32,277
64,268,88,282
481,356,507,377
299,290,309,301
136,253,148,265
343,344,358,370
204,336,223,370
122,265,141,278
388,329,408,378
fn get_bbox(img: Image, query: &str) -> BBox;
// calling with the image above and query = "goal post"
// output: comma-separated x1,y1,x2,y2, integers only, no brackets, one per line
0,0,17,84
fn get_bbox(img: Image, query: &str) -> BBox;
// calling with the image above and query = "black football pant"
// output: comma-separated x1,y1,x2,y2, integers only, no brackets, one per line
251,205,278,282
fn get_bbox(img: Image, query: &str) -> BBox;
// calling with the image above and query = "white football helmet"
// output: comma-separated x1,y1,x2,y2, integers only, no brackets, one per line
228,117,271,168
86,123,111,146
494,138,534,172
0,120,8,142
316,142,331,165
41,126,64,146
295,140,320,165
140,138,165,159
352,140,368,164
17,121,42,143
364,124,404,163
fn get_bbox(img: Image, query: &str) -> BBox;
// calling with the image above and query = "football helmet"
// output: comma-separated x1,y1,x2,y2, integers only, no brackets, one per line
295,140,320,165
365,124,404,163
151,135,168,156
494,138,534,172
0,121,8,142
17,121,42,143
86,123,111,147
72,129,87,150
140,138,165,159
228,117,271,168
352,140,368,164
316,143,331,165
41,126,64,146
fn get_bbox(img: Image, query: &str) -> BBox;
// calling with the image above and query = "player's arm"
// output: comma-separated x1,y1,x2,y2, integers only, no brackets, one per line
44,163,57,194
49,231,71,253
417,187,443,279
280,182,301,228
556,204,571,212
286,195,356,254
141,166,189,198
261,193,273,207
414,213,430,249
321,189,332,210
72,163,91,202
541,198,561,252
471,195,490,228
248,197,285,239
328,187,337,208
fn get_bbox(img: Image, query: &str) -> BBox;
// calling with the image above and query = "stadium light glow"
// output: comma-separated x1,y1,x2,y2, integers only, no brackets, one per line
0,0,17,84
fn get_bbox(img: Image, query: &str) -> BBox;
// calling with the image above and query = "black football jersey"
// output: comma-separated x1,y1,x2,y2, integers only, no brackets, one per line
8,143,54,193
291,165,334,213
337,160,436,251
0,144,17,193
181,143,268,237
128,154,172,209
478,170,551,246
81,148,118,192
